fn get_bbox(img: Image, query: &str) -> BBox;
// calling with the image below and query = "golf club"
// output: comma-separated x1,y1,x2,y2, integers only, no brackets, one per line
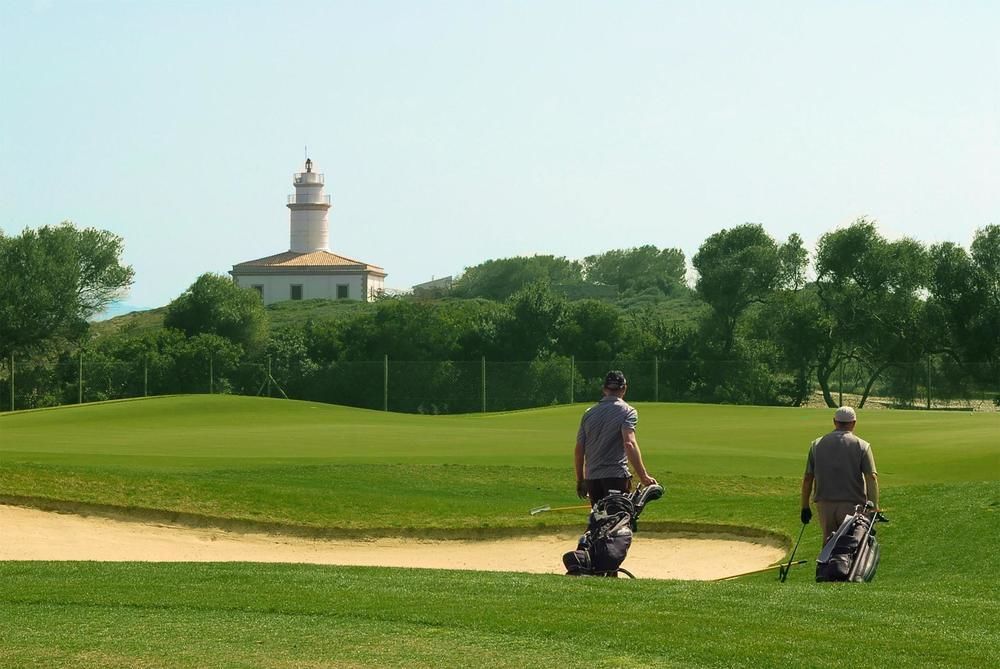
529,503,591,516
779,522,807,582
714,560,807,581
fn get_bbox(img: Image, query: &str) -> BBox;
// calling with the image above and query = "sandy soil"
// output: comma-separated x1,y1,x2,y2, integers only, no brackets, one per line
0,505,785,580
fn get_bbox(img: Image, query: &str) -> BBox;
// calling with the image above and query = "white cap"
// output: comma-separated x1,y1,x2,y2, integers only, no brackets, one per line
834,406,857,423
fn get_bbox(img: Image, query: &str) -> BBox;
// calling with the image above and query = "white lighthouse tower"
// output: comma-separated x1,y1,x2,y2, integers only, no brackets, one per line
230,157,386,304
288,158,331,252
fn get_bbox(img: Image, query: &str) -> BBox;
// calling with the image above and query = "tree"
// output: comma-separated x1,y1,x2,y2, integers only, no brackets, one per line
451,255,584,300
692,224,806,356
969,225,1000,374
164,273,268,353
337,299,464,361
0,222,134,357
582,245,687,296
928,225,1000,376
490,282,567,360
555,299,627,361
813,219,930,407
752,286,829,406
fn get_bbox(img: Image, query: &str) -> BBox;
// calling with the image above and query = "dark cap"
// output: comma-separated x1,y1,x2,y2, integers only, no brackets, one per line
604,370,627,389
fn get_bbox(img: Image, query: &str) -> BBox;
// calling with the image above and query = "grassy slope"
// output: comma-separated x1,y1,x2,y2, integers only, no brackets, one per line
89,298,370,340
1,397,995,530
1,397,998,668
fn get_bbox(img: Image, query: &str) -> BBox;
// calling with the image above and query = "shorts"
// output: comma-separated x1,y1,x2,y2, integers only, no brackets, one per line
586,477,631,503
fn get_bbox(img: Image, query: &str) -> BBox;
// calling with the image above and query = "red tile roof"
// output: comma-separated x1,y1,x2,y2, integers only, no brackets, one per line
233,250,384,271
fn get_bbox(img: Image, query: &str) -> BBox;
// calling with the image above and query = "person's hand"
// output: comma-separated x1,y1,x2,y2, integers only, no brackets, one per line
576,480,588,499
800,507,812,524
640,474,657,487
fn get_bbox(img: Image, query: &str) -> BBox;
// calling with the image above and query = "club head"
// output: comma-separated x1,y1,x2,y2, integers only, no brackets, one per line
529,505,550,516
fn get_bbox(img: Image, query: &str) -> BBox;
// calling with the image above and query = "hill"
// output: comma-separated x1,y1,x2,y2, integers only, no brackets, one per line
88,291,707,341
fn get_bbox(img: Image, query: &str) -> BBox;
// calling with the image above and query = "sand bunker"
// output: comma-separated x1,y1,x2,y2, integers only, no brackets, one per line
0,505,784,580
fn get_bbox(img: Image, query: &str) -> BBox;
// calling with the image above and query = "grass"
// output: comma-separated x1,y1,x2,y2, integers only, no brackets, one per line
1,396,998,667
88,306,168,338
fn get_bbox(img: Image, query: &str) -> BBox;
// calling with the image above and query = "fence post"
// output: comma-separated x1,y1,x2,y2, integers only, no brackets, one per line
481,356,487,413
78,349,84,404
570,355,575,405
9,353,13,411
654,356,659,403
838,358,844,406
926,355,932,410
144,356,148,397
383,354,388,412
267,356,273,398
210,354,214,394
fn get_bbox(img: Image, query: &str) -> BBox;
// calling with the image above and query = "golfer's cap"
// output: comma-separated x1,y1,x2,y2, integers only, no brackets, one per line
835,406,857,423
604,370,627,389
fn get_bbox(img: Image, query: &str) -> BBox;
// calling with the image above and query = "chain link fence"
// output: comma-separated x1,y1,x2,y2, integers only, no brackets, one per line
1,353,997,414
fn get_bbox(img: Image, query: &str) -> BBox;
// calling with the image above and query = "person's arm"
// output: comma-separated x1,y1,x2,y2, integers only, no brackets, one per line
864,473,879,509
574,440,587,498
800,473,815,524
623,428,656,486
801,473,815,510
863,445,879,508
799,443,816,523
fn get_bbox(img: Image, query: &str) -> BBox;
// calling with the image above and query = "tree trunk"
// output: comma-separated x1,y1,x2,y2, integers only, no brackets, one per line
791,364,814,406
858,362,893,408
816,362,837,407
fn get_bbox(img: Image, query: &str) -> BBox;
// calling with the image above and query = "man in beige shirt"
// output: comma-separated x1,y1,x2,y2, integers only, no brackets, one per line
800,406,880,543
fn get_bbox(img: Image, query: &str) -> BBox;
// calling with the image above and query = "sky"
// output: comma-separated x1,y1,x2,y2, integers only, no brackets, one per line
1,1,997,313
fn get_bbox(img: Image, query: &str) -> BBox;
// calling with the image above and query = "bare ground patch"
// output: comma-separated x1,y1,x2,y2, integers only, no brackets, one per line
0,504,785,581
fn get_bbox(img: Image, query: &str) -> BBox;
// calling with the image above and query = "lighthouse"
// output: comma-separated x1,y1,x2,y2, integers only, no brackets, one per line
288,158,331,252
230,158,386,304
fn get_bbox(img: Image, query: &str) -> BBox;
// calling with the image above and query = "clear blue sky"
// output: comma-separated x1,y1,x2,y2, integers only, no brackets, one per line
2,1,997,310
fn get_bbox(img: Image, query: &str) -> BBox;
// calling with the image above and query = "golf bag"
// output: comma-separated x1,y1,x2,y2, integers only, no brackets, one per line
815,504,888,583
563,484,664,577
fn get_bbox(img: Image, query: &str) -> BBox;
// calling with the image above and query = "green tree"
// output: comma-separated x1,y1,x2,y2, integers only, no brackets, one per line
87,327,187,398
164,273,268,353
814,219,930,407
451,255,584,300
752,287,828,406
333,298,495,362
172,333,245,394
490,282,567,360
692,224,806,356
582,245,687,296
0,222,134,357
555,299,627,361
968,225,1000,375
928,225,1000,376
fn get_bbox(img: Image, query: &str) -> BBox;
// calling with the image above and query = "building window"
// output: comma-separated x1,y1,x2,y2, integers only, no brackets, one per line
290,284,303,300
251,285,263,299
336,284,349,299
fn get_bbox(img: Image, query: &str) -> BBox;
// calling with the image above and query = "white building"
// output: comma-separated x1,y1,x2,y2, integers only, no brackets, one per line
231,159,386,304
412,275,453,297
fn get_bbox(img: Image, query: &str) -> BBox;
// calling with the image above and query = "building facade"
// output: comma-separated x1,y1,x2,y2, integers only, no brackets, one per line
231,159,386,304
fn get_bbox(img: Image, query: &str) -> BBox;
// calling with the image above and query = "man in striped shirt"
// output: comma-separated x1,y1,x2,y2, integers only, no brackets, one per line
574,370,658,503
